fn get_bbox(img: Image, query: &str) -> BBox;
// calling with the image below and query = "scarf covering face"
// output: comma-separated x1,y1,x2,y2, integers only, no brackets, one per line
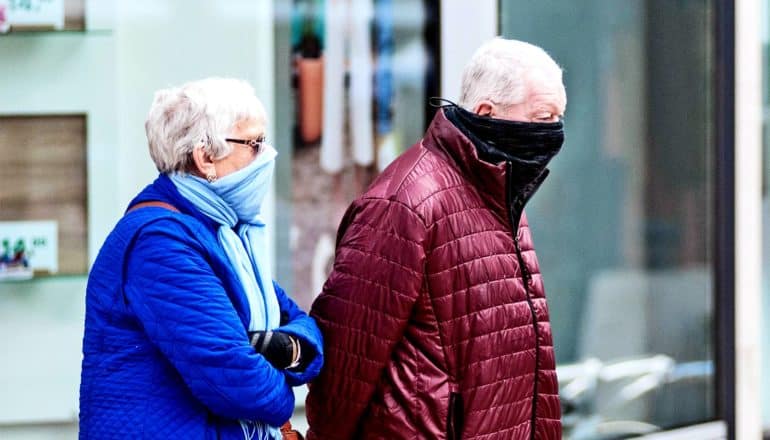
443,103,565,230
172,147,282,438
443,103,564,179
171,146,281,333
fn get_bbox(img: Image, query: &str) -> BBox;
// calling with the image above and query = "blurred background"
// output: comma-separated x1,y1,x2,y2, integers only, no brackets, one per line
0,0,766,439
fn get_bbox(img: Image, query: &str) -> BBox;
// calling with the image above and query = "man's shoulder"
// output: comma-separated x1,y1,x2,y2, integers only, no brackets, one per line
363,140,464,210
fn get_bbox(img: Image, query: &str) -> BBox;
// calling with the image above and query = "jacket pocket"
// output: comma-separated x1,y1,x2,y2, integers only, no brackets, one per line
447,392,464,440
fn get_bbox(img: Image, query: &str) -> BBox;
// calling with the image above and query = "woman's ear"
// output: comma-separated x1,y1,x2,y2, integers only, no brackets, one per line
191,147,217,181
472,100,495,117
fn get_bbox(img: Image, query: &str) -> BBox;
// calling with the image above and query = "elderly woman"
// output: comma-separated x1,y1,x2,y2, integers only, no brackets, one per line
79,78,322,439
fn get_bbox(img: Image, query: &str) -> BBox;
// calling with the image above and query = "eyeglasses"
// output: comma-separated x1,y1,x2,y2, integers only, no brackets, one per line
225,137,265,154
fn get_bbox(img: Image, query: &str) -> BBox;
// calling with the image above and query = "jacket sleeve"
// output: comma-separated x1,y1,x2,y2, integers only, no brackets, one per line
272,281,324,386
123,219,294,426
306,197,427,440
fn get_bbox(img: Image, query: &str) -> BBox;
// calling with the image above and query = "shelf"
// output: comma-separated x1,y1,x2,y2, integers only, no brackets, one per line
0,29,111,36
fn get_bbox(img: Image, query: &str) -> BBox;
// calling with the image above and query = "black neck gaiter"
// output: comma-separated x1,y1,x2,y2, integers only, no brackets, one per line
443,104,565,228
444,104,564,171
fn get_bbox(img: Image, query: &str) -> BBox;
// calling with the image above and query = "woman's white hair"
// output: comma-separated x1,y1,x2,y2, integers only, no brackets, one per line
145,77,265,173
458,38,563,110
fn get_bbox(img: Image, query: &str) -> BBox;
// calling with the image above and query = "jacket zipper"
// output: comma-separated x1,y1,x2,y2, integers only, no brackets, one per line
506,162,540,440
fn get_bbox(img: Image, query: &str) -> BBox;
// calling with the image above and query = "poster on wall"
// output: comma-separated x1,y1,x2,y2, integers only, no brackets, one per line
0,0,65,33
0,220,58,281
289,0,435,309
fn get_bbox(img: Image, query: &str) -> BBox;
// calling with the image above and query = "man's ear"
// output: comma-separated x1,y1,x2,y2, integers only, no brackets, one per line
472,100,495,117
191,147,217,179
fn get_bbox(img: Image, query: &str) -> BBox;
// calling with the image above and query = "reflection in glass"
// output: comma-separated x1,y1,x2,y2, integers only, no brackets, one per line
284,0,433,310
500,1,715,437
761,0,769,431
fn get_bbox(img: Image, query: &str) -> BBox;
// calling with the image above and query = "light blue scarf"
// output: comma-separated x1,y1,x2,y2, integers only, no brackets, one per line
171,147,281,332
171,147,283,439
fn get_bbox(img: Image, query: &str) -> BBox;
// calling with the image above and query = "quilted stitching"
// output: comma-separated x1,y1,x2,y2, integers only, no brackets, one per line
80,177,323,439
307,111,559,439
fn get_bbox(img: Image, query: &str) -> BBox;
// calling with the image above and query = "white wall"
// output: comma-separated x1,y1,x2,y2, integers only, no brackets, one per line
114,0,276,209
0,277,87,426
0,0,276,436
0,2,117,432
0,28,119,268
114,0,277,259
440,0,497,100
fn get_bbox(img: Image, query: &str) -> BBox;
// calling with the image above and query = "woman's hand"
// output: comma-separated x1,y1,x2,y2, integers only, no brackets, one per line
249,331,301,370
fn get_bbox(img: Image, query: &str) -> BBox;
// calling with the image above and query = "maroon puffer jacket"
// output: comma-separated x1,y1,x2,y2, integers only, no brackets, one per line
307,110,560,439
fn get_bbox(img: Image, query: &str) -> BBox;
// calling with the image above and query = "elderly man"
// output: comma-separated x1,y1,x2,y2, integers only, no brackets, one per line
307,38,567,439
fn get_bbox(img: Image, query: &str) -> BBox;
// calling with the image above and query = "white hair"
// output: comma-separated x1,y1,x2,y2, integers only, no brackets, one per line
145,77,265,173
458,38,563,110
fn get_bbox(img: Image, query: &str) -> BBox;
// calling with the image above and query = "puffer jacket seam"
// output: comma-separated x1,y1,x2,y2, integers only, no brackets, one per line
121,215,283,418
384,146,429,199
355,195,428,229
465,348,540,370
423,253,462,439
465,393,534,415
345,219,424,247
431,276,526,304
465,420,530,440
318,297,412,325
428,253,522,276
428,226,510,254
412,183,476,210
339,246,423,276
440,320,532,347
332,268,418,300
430,207,495,226
412,328,422,440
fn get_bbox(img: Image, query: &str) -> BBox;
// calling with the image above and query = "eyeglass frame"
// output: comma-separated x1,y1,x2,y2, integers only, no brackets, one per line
225,137,265,154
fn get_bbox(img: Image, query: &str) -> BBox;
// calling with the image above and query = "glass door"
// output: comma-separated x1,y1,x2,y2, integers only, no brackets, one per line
500,1,716,437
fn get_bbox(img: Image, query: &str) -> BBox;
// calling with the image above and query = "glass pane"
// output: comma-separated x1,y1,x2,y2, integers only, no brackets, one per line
761,0,770,430
500,1,715,437
278,0,436,311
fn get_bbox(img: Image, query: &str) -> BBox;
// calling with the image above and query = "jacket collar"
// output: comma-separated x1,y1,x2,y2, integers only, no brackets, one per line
422,109,509,216
128,174,220,232
423,109,554,231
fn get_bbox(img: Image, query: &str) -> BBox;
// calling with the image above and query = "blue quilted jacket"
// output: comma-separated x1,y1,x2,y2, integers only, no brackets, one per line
79,174,323,439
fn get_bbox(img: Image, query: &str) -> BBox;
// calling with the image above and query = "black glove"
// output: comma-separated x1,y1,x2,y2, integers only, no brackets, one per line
249,330,295,370
249,330,318,371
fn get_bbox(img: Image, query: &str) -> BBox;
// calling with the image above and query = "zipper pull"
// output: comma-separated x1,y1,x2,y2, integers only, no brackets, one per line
513,235,532,286
522,266,532,286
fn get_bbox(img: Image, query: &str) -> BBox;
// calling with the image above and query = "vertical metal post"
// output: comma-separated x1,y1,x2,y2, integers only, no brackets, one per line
714,0,736,438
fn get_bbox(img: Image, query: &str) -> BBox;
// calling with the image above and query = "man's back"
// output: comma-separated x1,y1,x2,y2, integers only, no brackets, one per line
307,110,560,440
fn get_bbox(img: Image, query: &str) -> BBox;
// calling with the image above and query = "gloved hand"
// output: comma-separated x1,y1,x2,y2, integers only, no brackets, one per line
249,330,297,370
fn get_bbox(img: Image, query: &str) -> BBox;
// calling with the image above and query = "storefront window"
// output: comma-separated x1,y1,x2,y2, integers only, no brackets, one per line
500,1,716,437
275,0,438,310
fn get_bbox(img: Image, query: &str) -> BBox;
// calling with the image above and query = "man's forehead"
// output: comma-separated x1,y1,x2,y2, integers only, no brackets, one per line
525,75,566,107
524,68,563,90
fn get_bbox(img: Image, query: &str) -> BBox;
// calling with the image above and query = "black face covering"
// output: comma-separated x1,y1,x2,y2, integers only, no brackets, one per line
442,103,565,229
444,104,564,171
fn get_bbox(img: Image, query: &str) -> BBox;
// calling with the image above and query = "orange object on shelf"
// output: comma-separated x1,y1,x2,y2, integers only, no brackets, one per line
297,56,324,144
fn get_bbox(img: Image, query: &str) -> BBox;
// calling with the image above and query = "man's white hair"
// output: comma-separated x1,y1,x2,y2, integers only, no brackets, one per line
458,38,563,110
145,77,265,173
